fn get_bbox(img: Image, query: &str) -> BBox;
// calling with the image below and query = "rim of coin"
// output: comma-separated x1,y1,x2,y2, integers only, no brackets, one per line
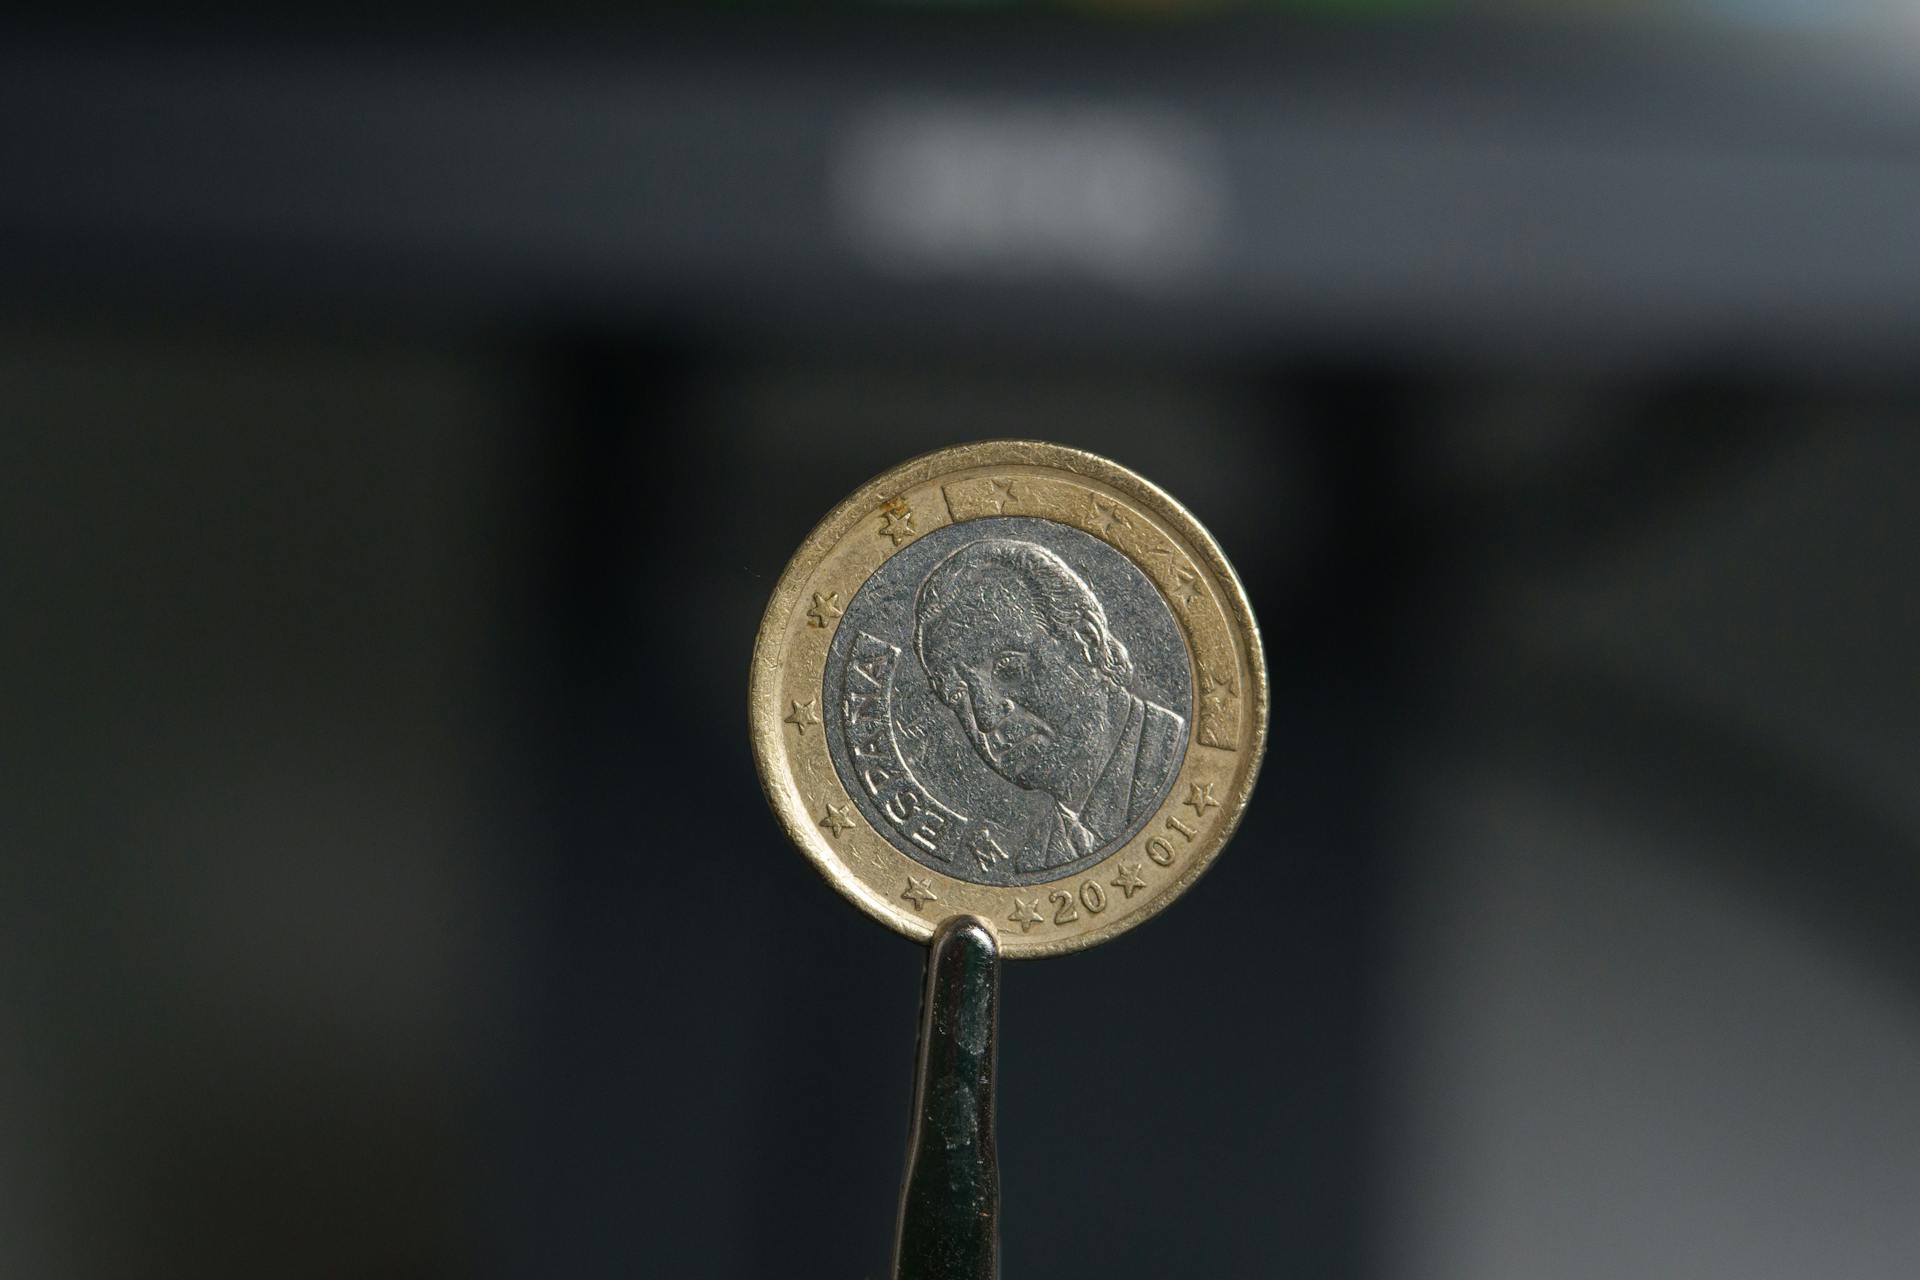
749,440,1268,957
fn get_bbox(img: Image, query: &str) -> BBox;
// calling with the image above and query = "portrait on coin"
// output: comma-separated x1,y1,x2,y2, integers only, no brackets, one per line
913,537,1186,871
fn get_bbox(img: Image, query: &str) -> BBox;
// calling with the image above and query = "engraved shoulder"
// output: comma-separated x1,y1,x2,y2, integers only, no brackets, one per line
1130,698,1186,819
1141,698,1186,760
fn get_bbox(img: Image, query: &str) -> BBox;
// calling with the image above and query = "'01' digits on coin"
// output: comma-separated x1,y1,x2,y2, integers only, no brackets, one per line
750,441,1267,957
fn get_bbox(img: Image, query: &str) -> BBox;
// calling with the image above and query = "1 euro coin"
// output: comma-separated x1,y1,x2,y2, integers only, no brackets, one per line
749,440,1267,957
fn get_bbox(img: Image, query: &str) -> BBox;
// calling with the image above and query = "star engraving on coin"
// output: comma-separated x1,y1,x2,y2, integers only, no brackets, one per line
819,801,857,839
1170,569,1205,608
1007,897,1044,932
879,499,917,546
902,875,939,911
1184,781,1221,816
806,591,843,629
1111,864,1148,899
1088,498,1129,536
986,478,1017,513
1196,663,1241,751
784,698,821,735
1201,665,1237,698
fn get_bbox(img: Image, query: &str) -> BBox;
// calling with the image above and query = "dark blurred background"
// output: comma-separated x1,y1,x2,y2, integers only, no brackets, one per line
4,5,1919,1278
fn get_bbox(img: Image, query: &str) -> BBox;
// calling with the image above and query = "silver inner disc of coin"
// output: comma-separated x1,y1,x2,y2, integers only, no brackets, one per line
825,515,1193,887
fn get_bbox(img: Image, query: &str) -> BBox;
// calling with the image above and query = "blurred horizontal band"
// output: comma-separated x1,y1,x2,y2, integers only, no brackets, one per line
3,19,1919,368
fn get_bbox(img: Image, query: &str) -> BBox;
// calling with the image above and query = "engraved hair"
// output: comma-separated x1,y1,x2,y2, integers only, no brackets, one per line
913,538,1134,699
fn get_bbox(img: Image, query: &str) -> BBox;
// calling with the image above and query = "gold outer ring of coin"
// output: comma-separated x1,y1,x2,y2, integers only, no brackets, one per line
749,440,1269,957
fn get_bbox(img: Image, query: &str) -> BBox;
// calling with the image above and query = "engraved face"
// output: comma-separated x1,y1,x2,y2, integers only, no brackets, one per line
823,516,1192,887
913,540,1128,810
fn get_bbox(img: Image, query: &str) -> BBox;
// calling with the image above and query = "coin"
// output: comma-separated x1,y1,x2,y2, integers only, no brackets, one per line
750,441,1267,956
